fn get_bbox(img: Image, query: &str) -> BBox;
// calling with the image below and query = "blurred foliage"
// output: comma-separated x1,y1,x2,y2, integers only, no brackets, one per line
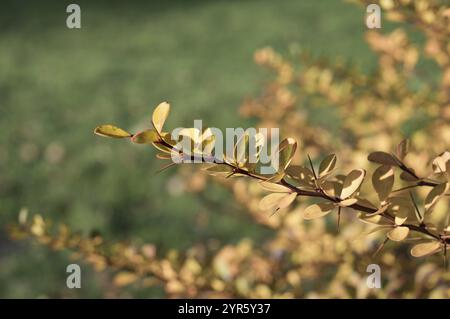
2,0,450,298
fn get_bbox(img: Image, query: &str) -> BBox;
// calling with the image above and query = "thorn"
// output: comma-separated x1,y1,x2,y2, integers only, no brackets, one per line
372,237,389,258
409,191,422,222
307,154,317,180
155,162,177,174
444,245,448,271
225,172,235,179
337,206,341,233
270,208,280,217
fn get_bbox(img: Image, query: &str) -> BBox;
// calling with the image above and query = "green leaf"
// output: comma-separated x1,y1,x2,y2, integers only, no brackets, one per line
94,125,132,138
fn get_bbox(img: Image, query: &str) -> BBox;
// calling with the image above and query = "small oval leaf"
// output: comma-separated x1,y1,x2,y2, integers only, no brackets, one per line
341,169,366,199
410,241,441,257
318,154,337,178
372,165,395,202
303,202,335,220
387,226,409,241
368,152,399,166
94,125,132,138
152,102,170,133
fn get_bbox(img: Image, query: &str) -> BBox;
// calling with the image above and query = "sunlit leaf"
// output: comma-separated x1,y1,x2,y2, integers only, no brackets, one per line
400,170,417,182
365,225,392,236
410,241,441,257
387,226,409,241
340,169,366,199
396,139,409,160
94,125,132,138
273,138,297,173
424,183,449,213
318,154,337,178
203,164,233,176
131,129,159,144
113,272,138,287
234,131,250,167
368,151,399,166
388,197,414,224
321,180,342,197
152,101,170,134
303,202,336,220
260,182,291,193
432,151,450,173
358,213,390,225
372,165,394,202
277,192,298,210
339,198,358,207
285,166,314,188
259,192,296,211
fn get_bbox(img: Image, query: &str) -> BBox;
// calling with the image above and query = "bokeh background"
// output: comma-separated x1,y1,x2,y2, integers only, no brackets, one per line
0,0,425,297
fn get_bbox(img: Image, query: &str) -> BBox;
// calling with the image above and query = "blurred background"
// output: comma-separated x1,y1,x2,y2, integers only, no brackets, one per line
0,0,440,298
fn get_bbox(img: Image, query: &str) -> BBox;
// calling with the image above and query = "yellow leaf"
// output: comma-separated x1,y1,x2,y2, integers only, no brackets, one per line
339,198,358,207
432,151,450,173
94,125,132,138
388,197,414,224
341,169,366,199
131,129,159,144
285,166,314,188
368,151,399,166
152,101,170,134
273,138,297,173
372,165,394,202
410,241,441,257
318,154,337,178
396,139,409,160
259,182,291,193
113,272,138,287
278,193,298,210
303,202,335,220
424,183,449,213
387,226,409,241
259,192,296,211
203,164,233,176
259,193,286,211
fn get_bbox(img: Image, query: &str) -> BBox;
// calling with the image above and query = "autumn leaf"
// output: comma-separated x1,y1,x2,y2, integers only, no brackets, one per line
152,101,170,134
387,226,409,241
410,241,441,257
303,202,336,220
368,151,399,166
372,165,394,202
94,125,132,138
318,154,337,178
340,169,366,199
